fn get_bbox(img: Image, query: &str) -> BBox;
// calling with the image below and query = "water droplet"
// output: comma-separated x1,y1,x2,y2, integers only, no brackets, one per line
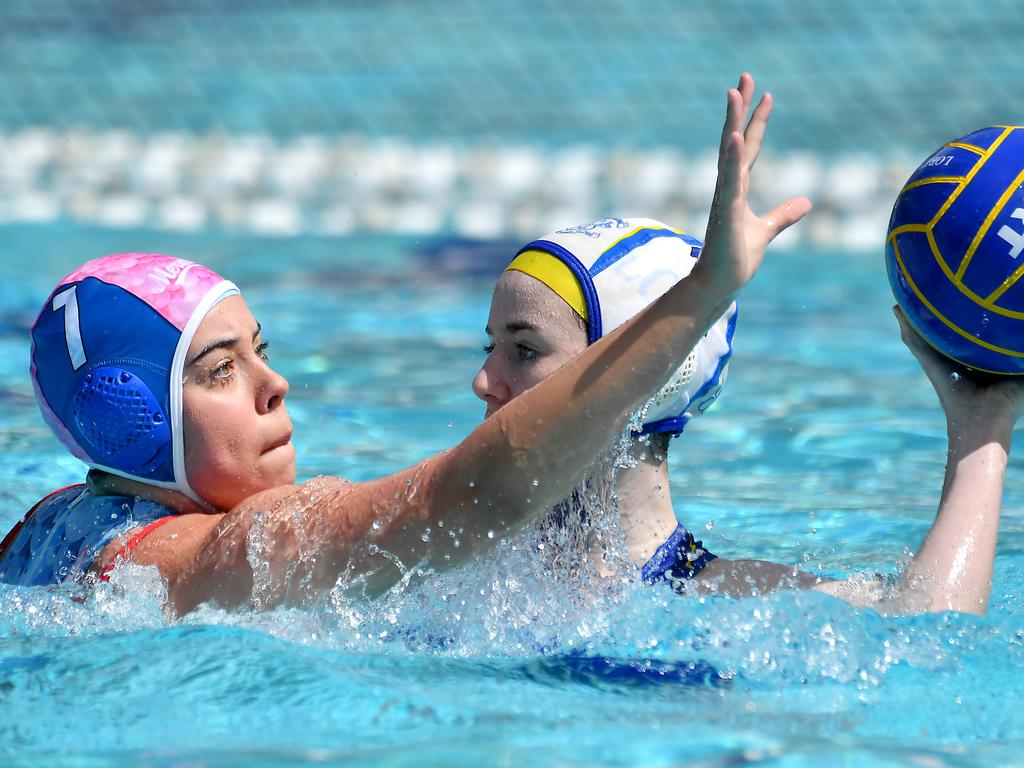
531,479,539,487
705,521,714,531
950,371,961,382
486,530,495,539
468,480,475,488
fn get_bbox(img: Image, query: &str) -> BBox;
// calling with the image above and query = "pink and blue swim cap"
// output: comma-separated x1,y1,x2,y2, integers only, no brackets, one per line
31,254,239,504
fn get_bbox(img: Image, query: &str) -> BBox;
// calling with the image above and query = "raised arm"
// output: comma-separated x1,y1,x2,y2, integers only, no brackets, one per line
870,308,1020,613
339,77,807,581
120,76,810,613
811,308,1023,614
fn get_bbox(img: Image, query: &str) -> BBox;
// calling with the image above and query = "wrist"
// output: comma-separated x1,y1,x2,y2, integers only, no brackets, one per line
946,412,1014,455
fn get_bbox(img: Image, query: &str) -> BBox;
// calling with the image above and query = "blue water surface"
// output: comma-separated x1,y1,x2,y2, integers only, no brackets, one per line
1,226,1024,766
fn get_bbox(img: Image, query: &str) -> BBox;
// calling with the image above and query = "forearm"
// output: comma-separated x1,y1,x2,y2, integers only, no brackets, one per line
167,477,378,612
894,413,1012,614
334,277,730,578
436,277,731,538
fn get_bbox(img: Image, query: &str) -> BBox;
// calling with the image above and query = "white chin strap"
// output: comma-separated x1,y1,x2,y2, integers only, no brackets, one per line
169,280,241,509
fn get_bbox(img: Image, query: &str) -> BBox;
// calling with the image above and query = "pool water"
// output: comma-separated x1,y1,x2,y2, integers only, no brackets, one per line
2,225,1024,766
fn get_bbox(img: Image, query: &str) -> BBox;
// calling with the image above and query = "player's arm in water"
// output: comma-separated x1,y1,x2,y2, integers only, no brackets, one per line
94,80,811,614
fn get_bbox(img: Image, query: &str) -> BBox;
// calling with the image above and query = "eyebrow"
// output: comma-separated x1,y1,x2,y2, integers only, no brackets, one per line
187,323,262,367
484,321,539,335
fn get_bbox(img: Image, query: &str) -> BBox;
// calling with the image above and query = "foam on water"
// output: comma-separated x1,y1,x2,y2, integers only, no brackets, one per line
4,557,1024,765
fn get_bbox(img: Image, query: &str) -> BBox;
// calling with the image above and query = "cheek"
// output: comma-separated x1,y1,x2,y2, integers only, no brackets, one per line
183,391,252,472
508,355,575,399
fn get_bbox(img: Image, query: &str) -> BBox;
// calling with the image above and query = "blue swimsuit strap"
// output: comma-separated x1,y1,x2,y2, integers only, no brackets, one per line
641,525,692,583
640,524,717,585
0,483,85,563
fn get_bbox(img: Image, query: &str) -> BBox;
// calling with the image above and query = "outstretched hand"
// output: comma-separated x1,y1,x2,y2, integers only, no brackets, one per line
694,73,812,300
894,305,1024,429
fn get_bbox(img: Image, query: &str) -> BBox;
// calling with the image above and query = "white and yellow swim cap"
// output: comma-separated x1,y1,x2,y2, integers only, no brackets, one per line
507,217,737,435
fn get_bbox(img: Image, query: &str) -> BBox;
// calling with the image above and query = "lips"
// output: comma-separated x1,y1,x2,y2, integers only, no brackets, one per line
263,429,293,454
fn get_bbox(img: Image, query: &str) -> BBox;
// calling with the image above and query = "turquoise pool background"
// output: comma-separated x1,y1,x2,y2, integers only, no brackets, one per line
4,225,1024,766
2,2,1024,765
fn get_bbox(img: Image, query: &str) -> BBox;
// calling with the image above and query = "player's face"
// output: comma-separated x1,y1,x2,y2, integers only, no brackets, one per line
473,270,588,419
182,296,295,510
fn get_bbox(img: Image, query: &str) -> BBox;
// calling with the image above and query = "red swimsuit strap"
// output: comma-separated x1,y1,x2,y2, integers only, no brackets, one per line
99,515,178,582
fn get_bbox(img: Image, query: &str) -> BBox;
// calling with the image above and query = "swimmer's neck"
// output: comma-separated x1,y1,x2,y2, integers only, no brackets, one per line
616,438,679,565
86,470,213,515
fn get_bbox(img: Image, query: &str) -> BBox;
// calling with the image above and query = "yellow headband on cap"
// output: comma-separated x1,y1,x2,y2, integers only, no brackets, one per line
505,250,588,321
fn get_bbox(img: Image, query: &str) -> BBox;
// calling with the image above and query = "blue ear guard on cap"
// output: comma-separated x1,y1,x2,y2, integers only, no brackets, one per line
71,367,171,477
32,277,183,486
31,254,240,507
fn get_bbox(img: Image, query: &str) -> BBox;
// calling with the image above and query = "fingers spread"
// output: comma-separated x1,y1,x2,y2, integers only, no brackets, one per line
744,93,773,171
718,88,745,168
737,72,755,112
720,75,770,174
719,131,745,202
762,195,812,242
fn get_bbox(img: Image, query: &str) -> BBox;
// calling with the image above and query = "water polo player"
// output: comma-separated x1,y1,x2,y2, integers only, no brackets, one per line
471,74,1024,614
0,77,813,613
478,214,1024,611
474,214,818,593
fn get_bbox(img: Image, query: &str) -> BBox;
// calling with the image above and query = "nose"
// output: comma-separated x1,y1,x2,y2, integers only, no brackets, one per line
472,354,510,412
257,362,290,414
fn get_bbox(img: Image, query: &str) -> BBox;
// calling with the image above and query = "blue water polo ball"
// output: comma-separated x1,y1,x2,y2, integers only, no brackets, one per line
886,125,1024,374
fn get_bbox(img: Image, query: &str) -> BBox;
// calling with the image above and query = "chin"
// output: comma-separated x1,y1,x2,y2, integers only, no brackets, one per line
267,444,298,484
